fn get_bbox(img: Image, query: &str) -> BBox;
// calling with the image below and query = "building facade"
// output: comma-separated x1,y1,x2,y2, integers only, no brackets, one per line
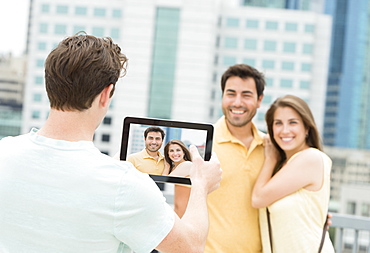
22,0,331,155
0,54,26,139
323,0,370,149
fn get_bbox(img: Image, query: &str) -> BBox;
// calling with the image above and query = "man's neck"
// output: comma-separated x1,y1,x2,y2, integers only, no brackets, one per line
225,120,254,149
37,109,96,141
146,149,159,159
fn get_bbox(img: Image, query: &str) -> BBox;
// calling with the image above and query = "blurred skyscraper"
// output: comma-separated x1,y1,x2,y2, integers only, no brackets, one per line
323,0,370,149
0,55,26,139
22,0,331,155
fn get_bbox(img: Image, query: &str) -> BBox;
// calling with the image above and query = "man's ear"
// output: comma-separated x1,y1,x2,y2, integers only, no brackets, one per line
257,94,264,108
100,84,114,107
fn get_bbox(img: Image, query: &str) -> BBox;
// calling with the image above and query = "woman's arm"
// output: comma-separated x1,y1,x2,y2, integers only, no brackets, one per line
173,185,191,218
169,161,192,177
162,161,171,176
252,136,324,208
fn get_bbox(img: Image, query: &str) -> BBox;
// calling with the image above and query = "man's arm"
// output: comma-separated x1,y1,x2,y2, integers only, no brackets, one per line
155,146,221,253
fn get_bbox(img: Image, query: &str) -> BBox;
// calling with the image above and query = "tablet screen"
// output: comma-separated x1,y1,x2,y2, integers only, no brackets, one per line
120,116,214,185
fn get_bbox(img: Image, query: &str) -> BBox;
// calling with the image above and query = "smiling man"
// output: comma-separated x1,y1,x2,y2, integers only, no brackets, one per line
205,64,266,253
127,126,166,175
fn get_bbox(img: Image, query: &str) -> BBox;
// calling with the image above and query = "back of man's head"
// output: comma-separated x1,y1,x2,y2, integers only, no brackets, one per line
44,34,128,111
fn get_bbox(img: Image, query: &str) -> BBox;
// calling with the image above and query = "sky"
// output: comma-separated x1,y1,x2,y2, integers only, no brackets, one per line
0,1,30,56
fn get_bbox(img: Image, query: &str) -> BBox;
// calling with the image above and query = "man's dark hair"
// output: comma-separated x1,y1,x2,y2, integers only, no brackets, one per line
221,64,265,97
144,127,165,140
44,34,128,111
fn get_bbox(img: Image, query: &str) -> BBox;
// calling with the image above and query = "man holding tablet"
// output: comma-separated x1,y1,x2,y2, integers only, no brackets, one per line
0,34,221,253
127,126,166,175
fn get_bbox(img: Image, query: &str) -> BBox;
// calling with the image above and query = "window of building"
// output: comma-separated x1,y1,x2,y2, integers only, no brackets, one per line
266,21,278,30
347,201,356,215
257,112,265,121
285,22,297,31
209,107,214,118
56,5,68,14
111,28,120,40
283,42,296,53
300,80,310,89
362,203,370,217
215,36,220,48
246,19,259,28
148,7,180,118
301,63,311,72
103,117,112,125
102,134,110,142
41,4,50,13
280,79,293,88
94,8,106,17
282,61,294,71
244,39,257,50
35,76,43,85
263,94,272,104
243,58,255,67
212,72,217,82
33,93,42,102
210,89,216,100
264,40,277,51
226,17,239,27
214,55,219,65
39,23,48,34
303,43,313,54
92,27,104,37
36,59,44,68
38,42,46,51
224,37,238,48
305,24,315,33
112,9,122,18
266,78,273,87
73,25,86,34
75,6,87,15
262,60,275,69
55,24,67,35
32,111,41,119
223,56,237,66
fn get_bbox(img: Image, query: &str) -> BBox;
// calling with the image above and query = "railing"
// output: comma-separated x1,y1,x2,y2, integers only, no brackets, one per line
331,213,370,253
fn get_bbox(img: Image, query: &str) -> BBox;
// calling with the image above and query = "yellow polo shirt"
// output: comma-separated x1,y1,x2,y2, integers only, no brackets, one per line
127,149,165,175
205,116,265,253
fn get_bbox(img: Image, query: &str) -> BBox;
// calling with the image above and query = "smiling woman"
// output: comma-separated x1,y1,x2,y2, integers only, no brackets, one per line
252,95,335,253
0,0,29,56
163,139,192,176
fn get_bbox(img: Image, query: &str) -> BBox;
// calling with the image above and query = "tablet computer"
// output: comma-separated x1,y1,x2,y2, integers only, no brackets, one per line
120,116,214,185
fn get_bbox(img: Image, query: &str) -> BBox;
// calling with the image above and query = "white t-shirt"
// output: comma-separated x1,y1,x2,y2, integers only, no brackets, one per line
0,129,174,253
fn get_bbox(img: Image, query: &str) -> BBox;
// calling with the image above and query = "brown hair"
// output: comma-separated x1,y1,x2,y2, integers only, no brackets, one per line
265,94,322,175
44,34,128,111
221,64,265,98
164,139,192,173
144,127,165,140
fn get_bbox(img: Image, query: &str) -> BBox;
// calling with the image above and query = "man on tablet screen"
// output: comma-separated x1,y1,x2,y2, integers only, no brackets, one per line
127,126,166,175
0,34,222,253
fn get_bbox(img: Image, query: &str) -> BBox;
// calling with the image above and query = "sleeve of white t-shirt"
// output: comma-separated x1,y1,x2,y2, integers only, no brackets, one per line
113,168,175,253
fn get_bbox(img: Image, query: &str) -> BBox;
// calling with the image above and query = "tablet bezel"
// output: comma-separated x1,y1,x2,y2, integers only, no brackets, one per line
120,116,214,185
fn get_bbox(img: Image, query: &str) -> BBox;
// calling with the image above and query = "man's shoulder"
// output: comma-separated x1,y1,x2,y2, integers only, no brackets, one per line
0,133,29,149
127,149,145,159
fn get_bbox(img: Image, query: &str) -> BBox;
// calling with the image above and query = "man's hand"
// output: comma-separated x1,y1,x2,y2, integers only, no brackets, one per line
188,145,222,194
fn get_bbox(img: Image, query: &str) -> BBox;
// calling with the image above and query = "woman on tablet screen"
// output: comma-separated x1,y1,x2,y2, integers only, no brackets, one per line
163,140,192,177
162,139,192,218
